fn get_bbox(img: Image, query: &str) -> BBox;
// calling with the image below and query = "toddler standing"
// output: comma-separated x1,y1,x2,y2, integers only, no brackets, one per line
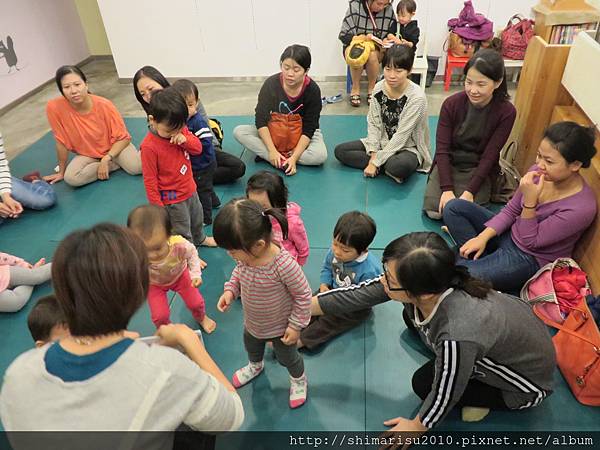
128,204,216,332
172,79,219,225
214,198,311,408
140,87,216,247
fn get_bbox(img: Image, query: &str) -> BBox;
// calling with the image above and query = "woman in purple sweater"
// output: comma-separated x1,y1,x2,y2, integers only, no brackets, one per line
423,49,516,219
443,122,597,293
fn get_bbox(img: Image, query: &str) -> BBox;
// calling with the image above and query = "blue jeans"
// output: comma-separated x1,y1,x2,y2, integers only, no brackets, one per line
0,177,57,224
443,199,539,294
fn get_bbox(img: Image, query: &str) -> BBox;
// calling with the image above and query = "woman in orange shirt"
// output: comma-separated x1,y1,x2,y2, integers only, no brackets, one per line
43,66,141,187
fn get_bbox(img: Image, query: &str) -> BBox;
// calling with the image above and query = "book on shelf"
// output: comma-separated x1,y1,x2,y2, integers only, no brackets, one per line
549,22,597,44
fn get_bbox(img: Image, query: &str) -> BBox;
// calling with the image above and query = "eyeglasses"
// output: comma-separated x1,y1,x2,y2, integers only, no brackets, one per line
383,264,408,292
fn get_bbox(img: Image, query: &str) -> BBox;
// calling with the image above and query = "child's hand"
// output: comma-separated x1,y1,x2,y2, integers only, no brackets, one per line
191,277,202,288
170,133,187,145
199,258,208,269
281,326,300,346
319,284,330,293
217,291,235,312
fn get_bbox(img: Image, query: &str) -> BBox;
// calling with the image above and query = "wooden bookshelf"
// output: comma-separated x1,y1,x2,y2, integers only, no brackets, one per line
512,30,600,292
533,0,600,41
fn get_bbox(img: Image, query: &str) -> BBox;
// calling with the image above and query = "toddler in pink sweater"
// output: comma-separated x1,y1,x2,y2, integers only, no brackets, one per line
246,170,309,266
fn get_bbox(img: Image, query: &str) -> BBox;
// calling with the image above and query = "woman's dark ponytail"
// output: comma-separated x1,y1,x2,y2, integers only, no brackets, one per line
451,265,491,298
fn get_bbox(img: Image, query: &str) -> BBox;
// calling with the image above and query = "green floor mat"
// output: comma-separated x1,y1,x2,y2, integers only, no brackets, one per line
2,115,599,434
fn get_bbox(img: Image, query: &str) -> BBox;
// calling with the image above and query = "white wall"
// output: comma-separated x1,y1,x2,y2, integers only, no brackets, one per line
98,0,537,79
0,0,90,109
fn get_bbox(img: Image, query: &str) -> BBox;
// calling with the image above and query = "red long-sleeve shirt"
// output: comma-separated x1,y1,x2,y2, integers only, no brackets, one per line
140,126,202,206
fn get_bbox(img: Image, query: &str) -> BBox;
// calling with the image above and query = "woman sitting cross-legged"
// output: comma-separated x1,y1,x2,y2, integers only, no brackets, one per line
443,121,597,294
233,44,327,176
44,66,141,187
423,49,516,219
335,44,432,184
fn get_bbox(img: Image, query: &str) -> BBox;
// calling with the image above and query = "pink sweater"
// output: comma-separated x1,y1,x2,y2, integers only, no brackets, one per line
0,253,29,292
224,249,312,339
271,202,310,266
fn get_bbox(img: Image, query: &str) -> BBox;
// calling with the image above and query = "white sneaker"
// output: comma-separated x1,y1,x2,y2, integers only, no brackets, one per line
232,361,264,388
289,373,308,409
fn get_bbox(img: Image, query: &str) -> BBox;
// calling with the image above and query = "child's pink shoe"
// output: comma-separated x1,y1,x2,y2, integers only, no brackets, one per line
232,361,264,388
289,373,308,409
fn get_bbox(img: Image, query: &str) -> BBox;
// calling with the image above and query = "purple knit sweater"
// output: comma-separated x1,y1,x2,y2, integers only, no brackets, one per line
485,168,597,266
435,91,516,194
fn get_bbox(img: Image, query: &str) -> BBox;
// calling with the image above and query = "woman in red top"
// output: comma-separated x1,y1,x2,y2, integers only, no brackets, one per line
423,49,516,219
44,66,141,187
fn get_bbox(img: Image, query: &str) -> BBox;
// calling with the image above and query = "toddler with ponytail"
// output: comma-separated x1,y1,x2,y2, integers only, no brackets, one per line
213,198,312,409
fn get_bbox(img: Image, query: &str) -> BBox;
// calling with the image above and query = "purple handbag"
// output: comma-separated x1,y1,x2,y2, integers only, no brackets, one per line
448,0,493,42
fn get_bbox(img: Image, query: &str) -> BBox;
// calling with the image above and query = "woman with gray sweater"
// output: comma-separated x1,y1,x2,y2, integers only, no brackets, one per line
335,45,432,183
312,232,555,435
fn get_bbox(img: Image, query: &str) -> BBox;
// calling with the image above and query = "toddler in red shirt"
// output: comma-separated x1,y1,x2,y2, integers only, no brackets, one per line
140,87,216,247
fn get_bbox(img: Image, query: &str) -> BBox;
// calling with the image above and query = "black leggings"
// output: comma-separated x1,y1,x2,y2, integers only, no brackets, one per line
334,140,419,182
213,149,246,185
402,309,509,410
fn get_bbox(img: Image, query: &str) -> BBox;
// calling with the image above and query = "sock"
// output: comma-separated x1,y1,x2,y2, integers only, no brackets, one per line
461,406,490,422
289,373,308,409
232,361,264,388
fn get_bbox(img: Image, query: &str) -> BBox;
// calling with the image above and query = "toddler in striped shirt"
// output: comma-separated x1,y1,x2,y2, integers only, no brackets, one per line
214,198,312,408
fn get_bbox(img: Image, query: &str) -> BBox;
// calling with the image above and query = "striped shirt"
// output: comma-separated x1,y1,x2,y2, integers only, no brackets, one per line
0,132,12,195
338,0,397,46
224,249,312,339
362,80,432,172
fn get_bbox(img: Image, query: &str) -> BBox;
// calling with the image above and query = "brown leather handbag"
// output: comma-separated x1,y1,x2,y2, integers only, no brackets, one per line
267,105,303,157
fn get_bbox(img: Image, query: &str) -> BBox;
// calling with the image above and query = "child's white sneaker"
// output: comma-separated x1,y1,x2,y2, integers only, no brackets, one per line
232,361,264,388
289,373,308,409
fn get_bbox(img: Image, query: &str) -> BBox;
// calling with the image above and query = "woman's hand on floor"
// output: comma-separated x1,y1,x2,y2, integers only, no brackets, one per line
380,415,428,449
438,191,456,214
43,172,64,185
364,162,378,178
